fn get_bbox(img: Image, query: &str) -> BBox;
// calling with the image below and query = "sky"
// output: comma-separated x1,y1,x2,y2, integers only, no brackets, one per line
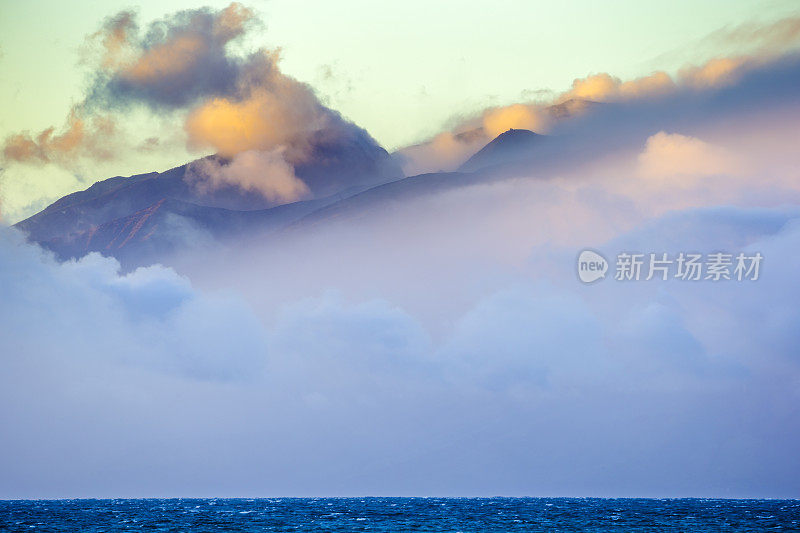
1,1,800,499
1,0,799,221
2,0,796,148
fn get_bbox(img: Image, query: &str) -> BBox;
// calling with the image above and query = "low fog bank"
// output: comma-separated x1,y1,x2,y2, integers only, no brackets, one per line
2,201,799,498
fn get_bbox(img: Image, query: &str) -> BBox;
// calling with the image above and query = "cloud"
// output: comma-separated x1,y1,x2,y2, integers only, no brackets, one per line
638,132,740,180
395,130,486,175
88,2,363,164
91,2,257,108
89,10,138,71
440,285,602,392
561,70,676,102
2,2,391,206
4,3,375,172
557,56,749,105
271,291,431,370
2,108,118,166
560,16,800,104
0,2,259,167
182,52,338,158
397,19,800,176
0,226,267,381
481,103,552,138
708,16,800,56
678,56,747,88
396,101,569,175
396,67,682,174
186,148,310,204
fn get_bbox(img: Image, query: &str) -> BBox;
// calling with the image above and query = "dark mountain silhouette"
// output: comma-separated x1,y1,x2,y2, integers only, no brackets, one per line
394,99,598,174
15,126,402,264
37,195,342,267
459,128,544,172
14,125,586,268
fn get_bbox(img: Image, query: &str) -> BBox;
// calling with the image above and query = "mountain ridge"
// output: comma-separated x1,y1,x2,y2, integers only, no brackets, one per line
15,127,553,268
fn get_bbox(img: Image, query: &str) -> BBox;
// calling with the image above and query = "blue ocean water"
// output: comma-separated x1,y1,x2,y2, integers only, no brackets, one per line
1,497,799,531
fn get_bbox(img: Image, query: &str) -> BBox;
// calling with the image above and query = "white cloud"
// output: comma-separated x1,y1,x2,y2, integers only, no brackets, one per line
638,131,739,180
187,149,310,204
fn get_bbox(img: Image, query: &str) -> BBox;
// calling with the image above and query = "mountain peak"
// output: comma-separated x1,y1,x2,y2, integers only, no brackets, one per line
459,128,543,172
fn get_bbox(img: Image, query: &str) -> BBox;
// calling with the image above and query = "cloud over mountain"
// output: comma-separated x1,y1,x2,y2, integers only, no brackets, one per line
1,3,394,203
186,148,310,203
397,17,800,176
92,3,256,108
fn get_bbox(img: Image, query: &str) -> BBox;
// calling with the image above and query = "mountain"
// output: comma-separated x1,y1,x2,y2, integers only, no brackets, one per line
36,195,344,267
458,128,544,172
14,128,402,266
15,125,578,268
394,99,598,175
285,126,405,198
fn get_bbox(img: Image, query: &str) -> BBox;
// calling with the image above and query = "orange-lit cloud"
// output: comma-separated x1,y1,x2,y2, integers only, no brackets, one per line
2,108,117,166
94,2,257,108
559,70,677,103
395,99,589,174
556,18,800,105
2,3,258,168
92,3,363,173
111,3,253,86
396,130,486,175
559,62,727,104
678,57,746,88
2,0,363,204
121,34,208,83
482,103,551,138
183,51,331,159
397,41,789,176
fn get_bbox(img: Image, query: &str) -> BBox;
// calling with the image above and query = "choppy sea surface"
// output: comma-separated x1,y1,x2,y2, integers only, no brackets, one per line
1,497,799,531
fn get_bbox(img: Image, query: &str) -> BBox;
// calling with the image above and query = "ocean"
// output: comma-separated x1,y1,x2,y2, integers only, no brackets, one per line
1,497,799,531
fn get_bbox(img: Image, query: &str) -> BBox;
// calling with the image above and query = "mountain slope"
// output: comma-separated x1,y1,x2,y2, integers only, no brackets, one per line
15,126,575,268
15,129,402,251
35,190,359,267
459,129,544,172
